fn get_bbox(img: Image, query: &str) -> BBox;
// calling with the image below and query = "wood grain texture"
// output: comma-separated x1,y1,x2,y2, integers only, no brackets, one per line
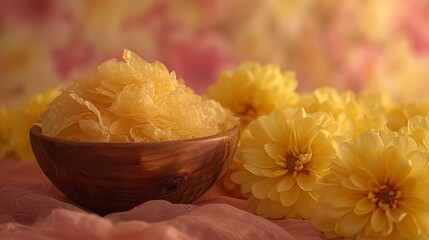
29,126,239,215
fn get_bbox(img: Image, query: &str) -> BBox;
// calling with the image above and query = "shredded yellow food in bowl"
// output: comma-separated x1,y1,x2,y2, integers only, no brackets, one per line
38,49,238,142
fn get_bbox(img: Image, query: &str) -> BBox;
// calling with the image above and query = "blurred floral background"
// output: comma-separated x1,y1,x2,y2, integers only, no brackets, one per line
2,0,429,107
3,1,429,238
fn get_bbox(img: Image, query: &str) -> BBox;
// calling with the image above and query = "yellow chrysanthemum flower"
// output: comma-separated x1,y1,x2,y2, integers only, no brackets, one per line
379,98,429,132
299,87,386,138
356,91,406,132
401,99,429,122
9,89,61,161
207,61,298,130
313,130,429,239
0,29,60,106
231,108,347,219
368,39,429,100
355,0,394,41
208,61,299,196
400,115,429,151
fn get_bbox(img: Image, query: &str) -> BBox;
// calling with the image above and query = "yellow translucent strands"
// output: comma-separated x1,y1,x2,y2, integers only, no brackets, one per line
38,49,238,142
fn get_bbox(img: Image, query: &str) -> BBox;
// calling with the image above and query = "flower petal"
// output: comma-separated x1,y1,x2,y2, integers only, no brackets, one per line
396,215,421,238
382,147,411,183
349,174,369,190
272,169,287,177
356,131,383,158
381,220,394,237
280,184,301,207
252,177,279,199
296,173,314,191
397,177,417,191
335,212,369,237
264,143,285,162
239,147,277,168
231,170,263,195
277,174,295,192
370,208,387,233
255,197,269,215
309,129,330,154
386,208,407,223
295,117,316,151
327,207,351,219
268,185,281,201
354,197,375,215
330,193,361,208
294,192,317,219
266,199,290,219
258,116,283,142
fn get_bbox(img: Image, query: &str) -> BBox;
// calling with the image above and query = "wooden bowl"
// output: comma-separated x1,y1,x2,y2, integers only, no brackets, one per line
30,126,239,215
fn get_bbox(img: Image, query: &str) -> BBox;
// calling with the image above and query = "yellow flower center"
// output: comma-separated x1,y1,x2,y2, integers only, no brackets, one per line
285,153,311,177
368,184,401,211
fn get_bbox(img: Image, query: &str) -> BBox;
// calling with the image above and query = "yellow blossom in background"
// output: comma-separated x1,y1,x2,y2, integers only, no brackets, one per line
0,29,60,106
231,108,347,219
222,0,316,65
401,99,429,121
8,89,61,162
378,97,429,132
207,61,298,130
299,87,387,138
65,0,156,65
356,92,429,132
368,39,429,100
357,91,410,132
355,0,395,41
312,131,429,239
400,115,429,151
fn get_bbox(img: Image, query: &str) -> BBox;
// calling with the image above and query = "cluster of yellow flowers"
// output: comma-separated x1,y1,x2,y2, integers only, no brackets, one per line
208,62,429,239
0,89,60,161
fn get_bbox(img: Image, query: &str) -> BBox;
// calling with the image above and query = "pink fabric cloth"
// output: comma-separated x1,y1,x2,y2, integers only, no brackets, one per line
0,157,326,240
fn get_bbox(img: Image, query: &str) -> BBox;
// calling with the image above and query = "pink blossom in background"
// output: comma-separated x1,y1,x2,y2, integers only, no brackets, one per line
124,2,173,39
159,30,237,94
398,0,429,55
0,0,74,46
196,0,233,26
339,43,383,92
123,1,236,94
0,0,58,27
52,39,94,79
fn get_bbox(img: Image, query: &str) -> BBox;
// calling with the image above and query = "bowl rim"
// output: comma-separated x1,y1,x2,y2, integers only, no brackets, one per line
30,125,239,146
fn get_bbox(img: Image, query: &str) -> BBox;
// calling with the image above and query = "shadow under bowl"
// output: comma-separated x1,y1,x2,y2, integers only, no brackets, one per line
30,126,239,215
